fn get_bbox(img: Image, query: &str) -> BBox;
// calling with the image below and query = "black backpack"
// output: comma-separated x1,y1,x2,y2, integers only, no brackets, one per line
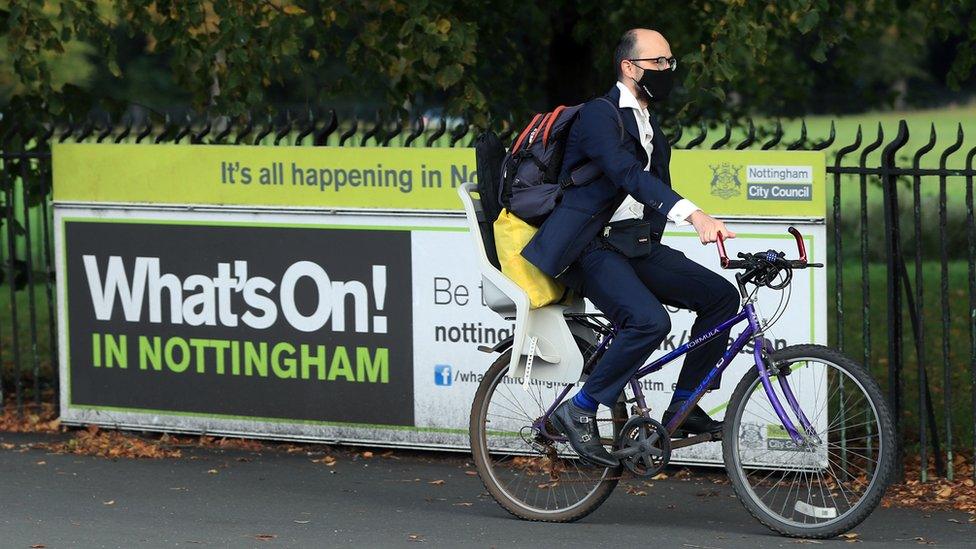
500,97,623,226
473,130,507,269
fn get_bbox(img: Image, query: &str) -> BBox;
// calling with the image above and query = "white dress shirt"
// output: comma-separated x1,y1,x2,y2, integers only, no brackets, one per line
609,81,698,225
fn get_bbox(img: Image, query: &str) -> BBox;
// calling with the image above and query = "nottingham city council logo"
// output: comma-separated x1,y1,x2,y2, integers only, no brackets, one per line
709,163,743,199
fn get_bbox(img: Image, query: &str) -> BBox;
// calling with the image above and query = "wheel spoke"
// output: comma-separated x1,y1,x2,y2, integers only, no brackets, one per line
726,352,891,534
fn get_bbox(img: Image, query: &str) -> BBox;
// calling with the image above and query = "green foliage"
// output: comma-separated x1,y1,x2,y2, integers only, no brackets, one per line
0,0,974,124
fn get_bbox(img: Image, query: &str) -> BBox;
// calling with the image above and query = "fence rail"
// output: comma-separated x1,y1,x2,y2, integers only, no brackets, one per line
1,111,975,483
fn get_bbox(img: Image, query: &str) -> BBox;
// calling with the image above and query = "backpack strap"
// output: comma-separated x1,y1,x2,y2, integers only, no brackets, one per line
511,113,543,155
559,96,626,188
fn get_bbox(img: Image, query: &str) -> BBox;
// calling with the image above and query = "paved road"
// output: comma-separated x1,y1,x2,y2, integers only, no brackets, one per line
1,431,971,548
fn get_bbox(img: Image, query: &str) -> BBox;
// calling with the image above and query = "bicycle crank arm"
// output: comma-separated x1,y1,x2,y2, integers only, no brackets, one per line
669,431,722,449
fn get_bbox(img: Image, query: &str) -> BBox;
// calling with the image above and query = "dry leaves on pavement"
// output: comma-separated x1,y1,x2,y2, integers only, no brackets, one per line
882,454,976,522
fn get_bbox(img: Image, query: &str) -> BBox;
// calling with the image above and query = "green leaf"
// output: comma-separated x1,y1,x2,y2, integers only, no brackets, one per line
810,41,827,63
797,10,819,34
435,63,463,88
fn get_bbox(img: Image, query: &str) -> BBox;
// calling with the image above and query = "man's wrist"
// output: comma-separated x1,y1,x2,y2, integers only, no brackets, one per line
687,209,705,224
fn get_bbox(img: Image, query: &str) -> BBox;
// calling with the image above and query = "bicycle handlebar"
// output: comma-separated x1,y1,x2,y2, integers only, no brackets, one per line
717,226,814,269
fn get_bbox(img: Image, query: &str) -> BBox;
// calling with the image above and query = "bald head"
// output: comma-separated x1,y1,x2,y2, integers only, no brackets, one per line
614,28,672,80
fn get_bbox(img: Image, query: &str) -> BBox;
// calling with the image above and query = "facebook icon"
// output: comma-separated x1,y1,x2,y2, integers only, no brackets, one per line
434,364,453,386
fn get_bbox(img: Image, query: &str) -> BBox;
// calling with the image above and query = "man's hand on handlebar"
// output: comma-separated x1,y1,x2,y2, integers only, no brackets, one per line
689,210,736,244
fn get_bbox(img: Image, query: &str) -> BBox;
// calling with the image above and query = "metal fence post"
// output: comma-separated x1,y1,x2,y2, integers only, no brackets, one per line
880,119,909,482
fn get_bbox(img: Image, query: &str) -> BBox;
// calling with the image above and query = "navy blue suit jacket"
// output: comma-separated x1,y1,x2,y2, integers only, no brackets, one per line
520,85,683,284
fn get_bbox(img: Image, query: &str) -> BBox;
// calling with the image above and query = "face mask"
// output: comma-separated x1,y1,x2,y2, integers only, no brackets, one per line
633,65,674,103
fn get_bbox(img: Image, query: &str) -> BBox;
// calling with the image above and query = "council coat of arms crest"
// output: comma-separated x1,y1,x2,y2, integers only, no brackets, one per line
709,162,743,199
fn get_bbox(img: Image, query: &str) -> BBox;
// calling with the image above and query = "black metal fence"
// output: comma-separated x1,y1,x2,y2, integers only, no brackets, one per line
1,111,974,483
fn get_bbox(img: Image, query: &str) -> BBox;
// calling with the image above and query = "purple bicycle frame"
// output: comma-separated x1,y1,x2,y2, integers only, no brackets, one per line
539,302,815,445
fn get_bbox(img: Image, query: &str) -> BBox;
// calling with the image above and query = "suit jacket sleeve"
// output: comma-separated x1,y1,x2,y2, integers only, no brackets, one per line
576,100,683,214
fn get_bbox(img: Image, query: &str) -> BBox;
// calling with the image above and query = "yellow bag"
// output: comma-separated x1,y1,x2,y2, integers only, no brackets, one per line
493,209,566,308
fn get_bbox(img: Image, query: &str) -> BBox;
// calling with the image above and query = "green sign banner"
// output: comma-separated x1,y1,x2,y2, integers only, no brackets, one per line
669,150,825,218
53,144,824,217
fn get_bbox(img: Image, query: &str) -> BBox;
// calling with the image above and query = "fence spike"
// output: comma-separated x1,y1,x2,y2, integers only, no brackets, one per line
426,117,447,147
859,123,885,166
404,117,425,147
360,114,382,147
939,123,964,170
274,113,292,145
212,116,232,144
811,120,836,151
192,118,212,144
313,109,338,146
684,121,707,149
58,116,76,143
450,120,469,146
75,118,94,142
667,121,684,147
295,110,315,145
339,119,358,146
135,117,154,143
154,114,173,143
40,120,55,143
710,120,732,149
254,115,274,145
95,114,113,143
912,124,938,167
834,124,862,167
735,119,756,150
787,120,808,150
114,114,133,143
761,120,783,150
234,114,254,145
383,117,404,147
173,114,193,144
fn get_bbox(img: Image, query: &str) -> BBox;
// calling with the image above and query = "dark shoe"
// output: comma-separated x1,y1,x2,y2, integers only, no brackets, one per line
549,400,620,467
662,401,723,437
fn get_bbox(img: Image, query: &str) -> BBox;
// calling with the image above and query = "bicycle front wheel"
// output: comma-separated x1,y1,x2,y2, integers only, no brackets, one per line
722,344,895,538
469,348,626,522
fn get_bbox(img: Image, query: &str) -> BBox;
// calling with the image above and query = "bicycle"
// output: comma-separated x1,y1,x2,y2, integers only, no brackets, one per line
469,227,894,539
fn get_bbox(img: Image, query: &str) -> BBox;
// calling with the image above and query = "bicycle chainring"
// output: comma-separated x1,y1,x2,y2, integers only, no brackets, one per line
615,416,671,478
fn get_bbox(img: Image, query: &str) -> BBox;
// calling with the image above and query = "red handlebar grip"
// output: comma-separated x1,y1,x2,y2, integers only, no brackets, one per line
716,232,730,268
788,226,807,263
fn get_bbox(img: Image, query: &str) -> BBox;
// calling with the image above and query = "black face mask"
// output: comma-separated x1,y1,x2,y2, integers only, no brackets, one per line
633,66,674,103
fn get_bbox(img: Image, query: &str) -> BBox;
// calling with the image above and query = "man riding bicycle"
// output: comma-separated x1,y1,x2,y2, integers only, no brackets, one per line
520,28,740,467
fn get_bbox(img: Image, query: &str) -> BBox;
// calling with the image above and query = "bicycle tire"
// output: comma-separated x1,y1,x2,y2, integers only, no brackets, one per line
469,347,626,522
722,344,895,538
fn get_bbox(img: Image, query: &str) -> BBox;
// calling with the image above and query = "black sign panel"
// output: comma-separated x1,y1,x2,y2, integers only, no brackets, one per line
64,220,413,426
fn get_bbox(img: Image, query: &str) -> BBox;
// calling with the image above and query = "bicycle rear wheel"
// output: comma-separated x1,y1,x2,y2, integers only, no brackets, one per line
722,344,895,538
469,348,626,522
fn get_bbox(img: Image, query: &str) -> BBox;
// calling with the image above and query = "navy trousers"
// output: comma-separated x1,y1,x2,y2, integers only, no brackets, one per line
577,241,740,406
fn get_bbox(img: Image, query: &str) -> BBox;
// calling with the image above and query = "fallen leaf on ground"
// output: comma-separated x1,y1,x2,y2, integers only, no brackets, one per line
293,520,310,524
407,534,424,542
428,479,445,485
102,500,115,505
937,486,953,498
651,472,668,480
464,470,477,476
254,534,276,541
453,502,473,506
207,469,219,474
361,451,374,459
313,455,337,466
36,460,46,465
